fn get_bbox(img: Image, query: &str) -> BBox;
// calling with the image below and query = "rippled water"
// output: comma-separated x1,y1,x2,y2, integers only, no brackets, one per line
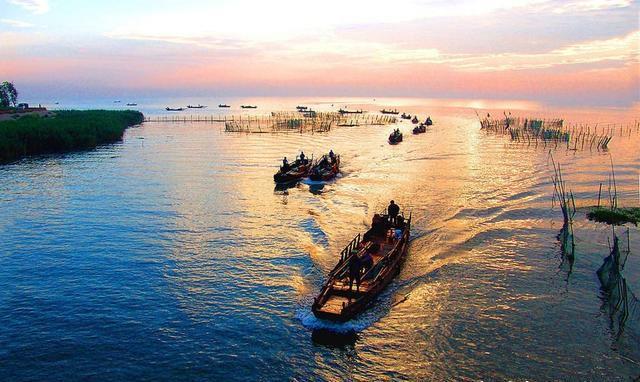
1,99,639,381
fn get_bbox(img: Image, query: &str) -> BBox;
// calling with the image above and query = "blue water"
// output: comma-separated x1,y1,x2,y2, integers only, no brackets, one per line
1,99,639,380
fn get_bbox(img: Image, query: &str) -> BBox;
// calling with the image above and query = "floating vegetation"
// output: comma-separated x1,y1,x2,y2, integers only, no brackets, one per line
588,207,640,226
478,112,637,152
597,228,636,341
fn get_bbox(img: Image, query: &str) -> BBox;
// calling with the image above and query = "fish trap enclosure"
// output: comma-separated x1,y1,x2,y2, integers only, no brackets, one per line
225,112,397,133
479,115,636,151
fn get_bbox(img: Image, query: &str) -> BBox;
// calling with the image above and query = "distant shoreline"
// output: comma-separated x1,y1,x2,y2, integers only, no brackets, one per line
0,109,144,163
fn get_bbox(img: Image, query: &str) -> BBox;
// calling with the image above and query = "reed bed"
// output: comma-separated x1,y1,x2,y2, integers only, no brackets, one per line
0,110,143,163
479,114,637,152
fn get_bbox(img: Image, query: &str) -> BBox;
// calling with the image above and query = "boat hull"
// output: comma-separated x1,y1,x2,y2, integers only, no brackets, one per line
312,214,411,322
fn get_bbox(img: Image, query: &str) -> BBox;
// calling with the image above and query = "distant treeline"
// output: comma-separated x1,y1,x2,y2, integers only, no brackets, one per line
0,110,144,163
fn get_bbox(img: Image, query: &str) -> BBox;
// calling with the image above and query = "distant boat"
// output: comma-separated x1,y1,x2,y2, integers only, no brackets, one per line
400,113,411,120
114,100,121,103
388,130,403,144
381,109,399,115
218,104,231,108
425,116,433,126
296,106,308,110
166,107,185,111
413,125,426,134
338,108,363,114
126,103,137,106
411,116,419,124
241,105,258,109
187,104,207,109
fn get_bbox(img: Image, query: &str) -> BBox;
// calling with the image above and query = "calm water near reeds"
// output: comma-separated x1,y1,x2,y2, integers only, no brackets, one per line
1,97,639,381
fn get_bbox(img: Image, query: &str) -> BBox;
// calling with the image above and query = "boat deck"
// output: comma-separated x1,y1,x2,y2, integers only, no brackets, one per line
315,235,398,316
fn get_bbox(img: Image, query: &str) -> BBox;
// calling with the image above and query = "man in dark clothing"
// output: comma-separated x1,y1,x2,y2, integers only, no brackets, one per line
299,151,306,163
388,200,400,225
282,157,290,171
348,254,362,293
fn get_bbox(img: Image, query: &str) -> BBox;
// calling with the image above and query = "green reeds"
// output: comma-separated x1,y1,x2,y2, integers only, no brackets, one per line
0,110,144,163
550,155,576,259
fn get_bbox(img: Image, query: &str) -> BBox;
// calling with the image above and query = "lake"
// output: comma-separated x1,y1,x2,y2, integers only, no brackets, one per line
1,97,638,381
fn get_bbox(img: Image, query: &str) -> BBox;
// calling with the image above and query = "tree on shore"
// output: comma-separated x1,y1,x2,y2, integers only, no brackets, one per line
0,81,18,107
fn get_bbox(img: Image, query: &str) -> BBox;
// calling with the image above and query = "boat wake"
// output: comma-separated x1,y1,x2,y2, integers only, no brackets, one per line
296,308,376,333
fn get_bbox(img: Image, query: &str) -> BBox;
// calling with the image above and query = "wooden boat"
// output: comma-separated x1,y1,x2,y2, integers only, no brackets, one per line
425,117,433,126
296,106,308,110
126,103,137,106
166,107,185,111
273,158,311,183
187,104,207,109
380,109,399,115
312,212,412,322
241,105,258,109
413,125,426,134
309,155,340,181
218,104,231,108
411,116,419,124
388,131,403,144
338,108,363,114
400,113,411,120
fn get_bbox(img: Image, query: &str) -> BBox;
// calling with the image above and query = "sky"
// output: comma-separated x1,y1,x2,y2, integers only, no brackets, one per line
0,0,638,107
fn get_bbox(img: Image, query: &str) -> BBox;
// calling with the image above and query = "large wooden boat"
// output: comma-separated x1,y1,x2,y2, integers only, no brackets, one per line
381,109,399,115
309,155,340,181
273,158,310,183
218,104,231,108
241,105,258,109
312,212,412,322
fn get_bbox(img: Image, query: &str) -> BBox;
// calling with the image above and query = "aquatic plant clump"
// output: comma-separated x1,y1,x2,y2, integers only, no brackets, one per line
587,207,640,226
0,110,144,163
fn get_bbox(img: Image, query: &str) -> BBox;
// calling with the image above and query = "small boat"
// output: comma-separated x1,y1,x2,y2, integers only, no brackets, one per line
381,109,399,115
338,108,363,114
274,157,311,184
218,104,231,108
241,105,258,109
296,106,308,110
413,125,426,134
411,116,419,124
388,130,403,144
114,100,121,103
400,113,411,120
312,211,412,322
187,104,207,109
424,116,433,126
126,103,137,106
309,154,340,181
165,107,185,111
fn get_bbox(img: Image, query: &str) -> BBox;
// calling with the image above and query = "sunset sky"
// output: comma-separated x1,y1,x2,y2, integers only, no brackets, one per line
1,0,638,106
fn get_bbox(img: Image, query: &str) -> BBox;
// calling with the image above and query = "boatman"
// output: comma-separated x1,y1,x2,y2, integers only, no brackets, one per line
282,157,290,171
388,200,400,225
329,150,336,163
348,254,362,293
299,151,306,164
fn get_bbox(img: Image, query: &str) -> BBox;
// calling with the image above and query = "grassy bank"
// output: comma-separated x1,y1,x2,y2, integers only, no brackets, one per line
0,110,144,163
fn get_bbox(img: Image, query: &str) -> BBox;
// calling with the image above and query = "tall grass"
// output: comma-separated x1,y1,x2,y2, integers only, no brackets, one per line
0,110,143,163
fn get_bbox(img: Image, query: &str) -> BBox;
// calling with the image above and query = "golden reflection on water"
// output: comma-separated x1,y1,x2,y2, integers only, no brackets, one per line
120,101,638,379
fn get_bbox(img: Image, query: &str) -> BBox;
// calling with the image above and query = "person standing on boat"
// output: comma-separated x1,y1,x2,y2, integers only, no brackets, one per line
282,157,290,171
388,200,400,225
348,254,362,293
299,151,306,164
329,150,336,163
